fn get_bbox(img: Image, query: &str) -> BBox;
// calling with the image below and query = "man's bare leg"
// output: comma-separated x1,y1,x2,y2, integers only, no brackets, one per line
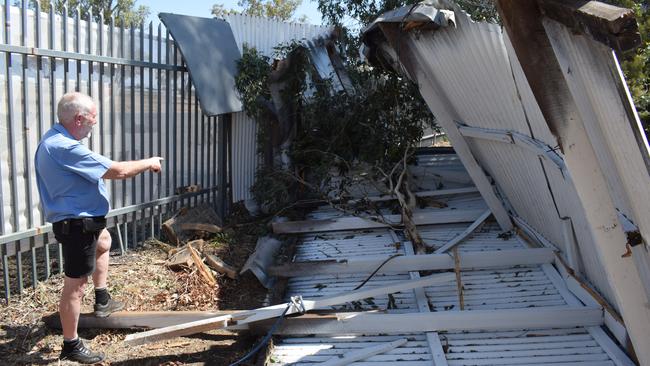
59,276,87,340
92,229,124,317
92,229,111,288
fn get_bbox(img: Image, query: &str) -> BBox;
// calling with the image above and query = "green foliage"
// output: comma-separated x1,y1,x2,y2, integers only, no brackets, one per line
236,40,435,210
21,0,149,27
212,0,308,22
234,45,272,120
608,0,649,133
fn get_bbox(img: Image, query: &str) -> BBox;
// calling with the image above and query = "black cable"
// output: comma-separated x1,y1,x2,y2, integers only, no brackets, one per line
353,253,403,291
228,302,293,366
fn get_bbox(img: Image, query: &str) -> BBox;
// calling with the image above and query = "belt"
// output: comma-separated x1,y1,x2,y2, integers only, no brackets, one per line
56,217,106,226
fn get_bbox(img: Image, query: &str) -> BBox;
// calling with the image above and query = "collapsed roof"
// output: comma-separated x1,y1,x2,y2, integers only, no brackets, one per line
361,0,650,363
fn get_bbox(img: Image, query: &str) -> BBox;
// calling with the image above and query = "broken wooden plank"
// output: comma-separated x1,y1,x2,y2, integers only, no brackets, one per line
453,247,465,310
267,248,555,277
538,0,641,52
123,272,455,346
43,310,242,330
321,338,408,366
255,307,603,335
434,209,491,253
205,254,237,279
188,244,216,286
272,208,487,234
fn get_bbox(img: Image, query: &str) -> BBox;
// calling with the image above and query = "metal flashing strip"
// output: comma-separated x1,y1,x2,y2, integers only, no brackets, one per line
0,43,186,71
456,123,567,175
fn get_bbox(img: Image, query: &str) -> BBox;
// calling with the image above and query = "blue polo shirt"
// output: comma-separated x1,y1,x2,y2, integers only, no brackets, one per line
35,123,114,223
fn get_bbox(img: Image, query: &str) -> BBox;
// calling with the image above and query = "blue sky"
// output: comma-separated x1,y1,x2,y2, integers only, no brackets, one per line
136,0,324,27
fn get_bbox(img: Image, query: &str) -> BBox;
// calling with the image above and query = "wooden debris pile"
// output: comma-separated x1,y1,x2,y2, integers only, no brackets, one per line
161,205,238,287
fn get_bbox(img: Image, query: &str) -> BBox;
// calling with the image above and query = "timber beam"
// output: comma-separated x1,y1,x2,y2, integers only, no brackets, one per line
272,208,487,234
267,248,555,277
538,0,641,52
250,307,603,335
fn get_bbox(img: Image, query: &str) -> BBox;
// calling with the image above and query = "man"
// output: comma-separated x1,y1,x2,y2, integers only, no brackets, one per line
35,92,163,364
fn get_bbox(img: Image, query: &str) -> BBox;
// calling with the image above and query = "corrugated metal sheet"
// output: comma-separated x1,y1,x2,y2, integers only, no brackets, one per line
223,15,334,202
269,198,630,365
224,14,333,58
230,111,258,201
364,6,622,309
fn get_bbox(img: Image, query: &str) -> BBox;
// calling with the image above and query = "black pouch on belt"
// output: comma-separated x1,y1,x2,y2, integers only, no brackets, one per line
82,217,107,233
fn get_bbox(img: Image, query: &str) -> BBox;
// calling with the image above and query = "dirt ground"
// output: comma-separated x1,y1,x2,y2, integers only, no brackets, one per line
0,208,274,366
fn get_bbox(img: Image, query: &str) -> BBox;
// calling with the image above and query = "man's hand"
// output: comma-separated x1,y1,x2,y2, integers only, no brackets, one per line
149,157,164,173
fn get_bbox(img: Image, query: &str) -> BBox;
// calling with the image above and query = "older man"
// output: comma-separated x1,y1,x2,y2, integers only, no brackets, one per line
35,92,163,364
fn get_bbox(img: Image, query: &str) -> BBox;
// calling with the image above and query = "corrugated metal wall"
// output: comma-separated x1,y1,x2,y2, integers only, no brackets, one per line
224,15,333,202
0,3,225,298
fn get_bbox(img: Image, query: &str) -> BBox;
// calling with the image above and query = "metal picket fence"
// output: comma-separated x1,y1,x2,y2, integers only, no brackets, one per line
0,1,231,301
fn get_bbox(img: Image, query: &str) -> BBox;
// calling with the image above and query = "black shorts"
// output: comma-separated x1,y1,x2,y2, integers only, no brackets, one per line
52,217,107,278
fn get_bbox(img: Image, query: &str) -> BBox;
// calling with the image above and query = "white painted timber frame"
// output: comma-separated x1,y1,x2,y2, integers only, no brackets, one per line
347,186,479,204
272,208,487,234
123,272,456,345
544,17,650,305
527,18,650,364
434,209,492,253
266,248,555,277
396,231,449,366
270,307,603,335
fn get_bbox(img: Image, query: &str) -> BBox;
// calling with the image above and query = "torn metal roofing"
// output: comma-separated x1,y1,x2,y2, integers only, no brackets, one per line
361,2,650,362
158,13,242,115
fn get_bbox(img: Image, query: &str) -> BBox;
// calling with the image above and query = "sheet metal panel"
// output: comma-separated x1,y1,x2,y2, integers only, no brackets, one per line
231,111,257,201
0,5,219,249
223,14,333,58
389,8,619,309
158,13,241,115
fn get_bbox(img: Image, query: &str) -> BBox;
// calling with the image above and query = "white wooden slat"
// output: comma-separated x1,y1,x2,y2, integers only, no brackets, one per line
435,209,492,253
278,353,431,363
274,362,432,366
273,307,603,335
280,334,426,343
447,340,598,352
271,248,555,277
446,353,611,365
440,334,593,345
445,346,604,359
588,326,636,366
273,341,429,352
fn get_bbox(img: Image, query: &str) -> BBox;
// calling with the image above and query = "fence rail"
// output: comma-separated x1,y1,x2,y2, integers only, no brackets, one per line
0,1,230,301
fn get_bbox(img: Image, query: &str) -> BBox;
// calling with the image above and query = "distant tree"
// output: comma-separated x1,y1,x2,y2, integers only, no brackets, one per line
212,0,308,22
19,0,149,27
608,0,649,134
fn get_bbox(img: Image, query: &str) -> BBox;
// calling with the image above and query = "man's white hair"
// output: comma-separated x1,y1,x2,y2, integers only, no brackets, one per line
57,92,95,125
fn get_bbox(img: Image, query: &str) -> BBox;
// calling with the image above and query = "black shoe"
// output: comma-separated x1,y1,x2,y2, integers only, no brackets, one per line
94,298,125,318
59,339,105,364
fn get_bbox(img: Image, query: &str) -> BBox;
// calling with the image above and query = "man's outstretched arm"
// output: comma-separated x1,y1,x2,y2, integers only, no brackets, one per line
102,157,163,180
